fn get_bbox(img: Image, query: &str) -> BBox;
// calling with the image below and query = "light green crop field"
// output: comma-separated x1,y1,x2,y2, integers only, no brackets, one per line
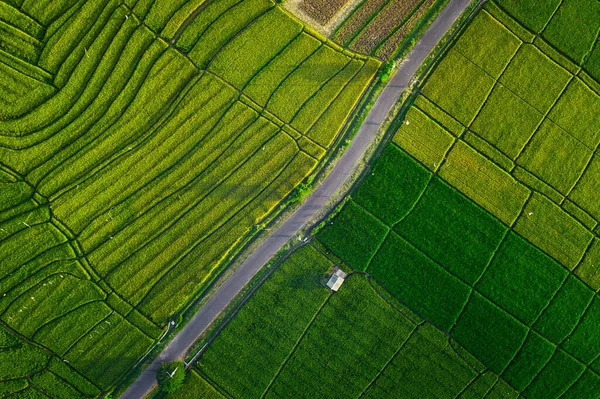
179,0,600,398
0,0,380,395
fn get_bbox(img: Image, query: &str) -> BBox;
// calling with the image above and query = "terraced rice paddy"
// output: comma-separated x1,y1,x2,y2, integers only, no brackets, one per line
182,0,600,397
0,0,379,395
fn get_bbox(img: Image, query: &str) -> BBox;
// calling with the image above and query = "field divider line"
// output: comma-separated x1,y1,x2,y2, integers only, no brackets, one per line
260,292,333,399
357,323,423,398
119,1,205,71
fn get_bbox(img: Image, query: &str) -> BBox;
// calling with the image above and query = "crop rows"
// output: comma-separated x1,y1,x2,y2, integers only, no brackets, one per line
0,0,379,394
332,0,444,60
190,244,516,398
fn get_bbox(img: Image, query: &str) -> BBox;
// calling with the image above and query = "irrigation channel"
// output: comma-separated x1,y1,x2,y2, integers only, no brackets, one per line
120,0,473,396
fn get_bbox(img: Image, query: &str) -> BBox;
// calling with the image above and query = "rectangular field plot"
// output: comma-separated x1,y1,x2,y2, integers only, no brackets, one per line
501,331,554,391
470,84,543,159
533,275,594,343
542,0,600,64
562,297,600,364
362,325,480,399
547,78,600,150
499,44,571,114
451,292,528,374
421,49,495,125
517,120,593,195
495,0,561,33
523,349,585,399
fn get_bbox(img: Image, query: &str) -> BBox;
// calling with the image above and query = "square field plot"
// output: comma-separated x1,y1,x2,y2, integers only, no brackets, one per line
453,10,521,79
542,0,600,64
368,232,471,331
476,232,567,326
499,44,571,114
548,78,600,149
421,49,495,126
495,0,561,33
392,107,455,172
317,200,389,271
395,177,507,285
518,119,593,195
451,292,528,374
470,84,544,159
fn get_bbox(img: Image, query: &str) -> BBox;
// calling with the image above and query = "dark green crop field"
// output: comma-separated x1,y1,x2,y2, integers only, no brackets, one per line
180,0,600,398
0,0,380,396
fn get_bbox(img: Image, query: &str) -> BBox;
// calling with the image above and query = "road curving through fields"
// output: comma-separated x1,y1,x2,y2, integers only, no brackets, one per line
120,0,474,397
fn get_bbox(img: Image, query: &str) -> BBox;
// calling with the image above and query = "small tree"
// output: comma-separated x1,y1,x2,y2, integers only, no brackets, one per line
380,60,396,83
157,361,185,393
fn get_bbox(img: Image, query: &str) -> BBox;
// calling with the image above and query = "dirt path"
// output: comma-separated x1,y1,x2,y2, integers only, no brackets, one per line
120,0,473,397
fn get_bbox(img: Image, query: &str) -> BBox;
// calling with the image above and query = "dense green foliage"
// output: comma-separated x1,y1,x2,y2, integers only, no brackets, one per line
157,361,186,393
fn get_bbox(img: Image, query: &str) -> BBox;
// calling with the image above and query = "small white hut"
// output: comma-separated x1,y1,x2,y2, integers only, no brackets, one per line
326,268,347,291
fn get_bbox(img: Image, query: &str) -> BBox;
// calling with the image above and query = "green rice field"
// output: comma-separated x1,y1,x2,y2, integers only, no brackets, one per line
0,0,379,396
181,0,600,398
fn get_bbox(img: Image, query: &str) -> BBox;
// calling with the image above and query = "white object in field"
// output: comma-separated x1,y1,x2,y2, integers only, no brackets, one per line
327,268,347,292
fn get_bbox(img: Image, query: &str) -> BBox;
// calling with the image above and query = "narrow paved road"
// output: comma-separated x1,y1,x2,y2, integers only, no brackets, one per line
120,0,472,397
